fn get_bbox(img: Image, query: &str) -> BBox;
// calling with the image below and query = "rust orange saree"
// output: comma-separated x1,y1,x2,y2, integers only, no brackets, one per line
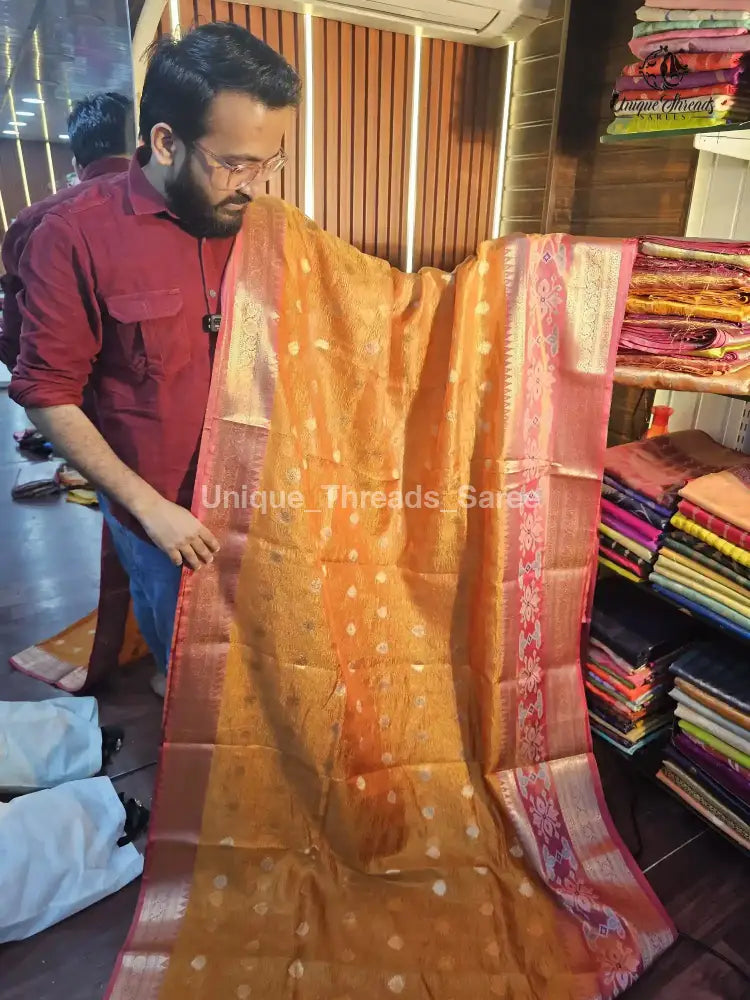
107,201,674,1000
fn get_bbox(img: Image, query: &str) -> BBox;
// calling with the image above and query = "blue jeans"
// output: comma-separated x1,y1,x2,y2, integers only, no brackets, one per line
98,494,182,674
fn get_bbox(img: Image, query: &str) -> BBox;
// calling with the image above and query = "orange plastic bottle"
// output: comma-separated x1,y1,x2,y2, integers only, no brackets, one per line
645,405,673,439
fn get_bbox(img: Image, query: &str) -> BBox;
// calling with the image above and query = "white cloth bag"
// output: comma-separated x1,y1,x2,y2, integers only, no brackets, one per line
0,697,103,793
0,776,144,942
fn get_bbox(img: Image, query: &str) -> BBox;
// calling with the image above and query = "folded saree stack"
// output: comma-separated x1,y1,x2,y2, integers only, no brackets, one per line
599,429,746,582
607,2,750,138
587,579,697,754
618,236,750,379
659,640,750,849
653,463,750,637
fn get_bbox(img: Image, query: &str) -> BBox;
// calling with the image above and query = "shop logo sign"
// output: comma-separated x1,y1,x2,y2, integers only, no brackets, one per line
639,46,688,90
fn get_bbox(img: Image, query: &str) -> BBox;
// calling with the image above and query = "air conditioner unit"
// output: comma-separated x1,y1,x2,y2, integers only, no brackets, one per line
237,1,553,47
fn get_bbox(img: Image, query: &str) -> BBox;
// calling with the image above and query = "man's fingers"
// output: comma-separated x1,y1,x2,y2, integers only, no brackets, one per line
200,526,221,553
190,536,214,565
168,547,183,567
179,543,202,571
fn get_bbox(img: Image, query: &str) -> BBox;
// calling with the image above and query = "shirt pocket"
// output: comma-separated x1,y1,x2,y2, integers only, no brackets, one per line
105,289,190,381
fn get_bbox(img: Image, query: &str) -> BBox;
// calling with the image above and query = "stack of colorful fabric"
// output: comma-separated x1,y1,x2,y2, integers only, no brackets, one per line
607,2,750,139
619,236,750,377
598,429,747,582
652,464,750,637
587,578,698,753
659,640,750,849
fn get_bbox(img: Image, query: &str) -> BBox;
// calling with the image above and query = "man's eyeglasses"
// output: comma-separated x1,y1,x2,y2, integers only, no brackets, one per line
193,141,288,189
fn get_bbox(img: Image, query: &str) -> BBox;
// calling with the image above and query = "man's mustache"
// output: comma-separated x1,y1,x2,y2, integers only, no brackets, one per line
219,193,252,207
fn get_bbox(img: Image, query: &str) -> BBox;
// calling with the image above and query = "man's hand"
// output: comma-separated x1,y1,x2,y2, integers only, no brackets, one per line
136,495,220,569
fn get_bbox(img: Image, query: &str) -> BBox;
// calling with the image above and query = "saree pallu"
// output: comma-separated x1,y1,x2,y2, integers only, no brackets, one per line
651,556,750,617
634,19,750,36
615,70,742,90
663,746,750,824
679,466,750,531
599,523,655,563
619,316,750,354
600,498,662,544
598,555,644,583
630,34,750,60
640,236,750,269
623,50,744,70
651,574,750,638
673,731,750,804
679,720,750,770
604,429,747,508
674,678,750,730
658,763,750,849
671,512,750,564
607,112,748,137
645,1,750,13
670,529,750,579
669,639,750,713
637,7,750,21
658,544,750,598
625,292,750,322
631,255,750,291
671,691,750,744
615,349,750,375
603,475,672,516
106,202,674,1000
678,498,750,546
598,540,652,577
600,483,669,529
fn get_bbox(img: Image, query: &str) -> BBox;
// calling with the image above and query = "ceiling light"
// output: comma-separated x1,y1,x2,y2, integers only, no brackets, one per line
21,97,44,105
58,133,69,140
3,129,19,136
16,111,34,117
10,121,27,127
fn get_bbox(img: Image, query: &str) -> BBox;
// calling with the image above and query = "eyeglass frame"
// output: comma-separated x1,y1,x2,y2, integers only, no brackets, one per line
192,140,288,189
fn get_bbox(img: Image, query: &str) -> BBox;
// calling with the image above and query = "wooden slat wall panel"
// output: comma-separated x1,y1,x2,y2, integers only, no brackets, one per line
125,4,517,269
310,21,413,264
414,41,505,269
501,0,566,235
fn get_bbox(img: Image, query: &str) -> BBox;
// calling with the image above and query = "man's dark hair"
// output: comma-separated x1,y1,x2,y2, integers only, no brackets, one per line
67,92,133,167
139,22,302,149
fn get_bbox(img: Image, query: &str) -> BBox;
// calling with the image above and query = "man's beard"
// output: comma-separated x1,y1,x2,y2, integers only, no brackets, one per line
165,153,251,238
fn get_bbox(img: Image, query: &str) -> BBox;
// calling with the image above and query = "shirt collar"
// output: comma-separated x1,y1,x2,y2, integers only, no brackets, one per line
127,146,170,217
80,156,130,182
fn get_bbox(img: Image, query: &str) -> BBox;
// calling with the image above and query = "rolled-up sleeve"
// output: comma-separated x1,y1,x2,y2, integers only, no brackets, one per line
9,212,101,409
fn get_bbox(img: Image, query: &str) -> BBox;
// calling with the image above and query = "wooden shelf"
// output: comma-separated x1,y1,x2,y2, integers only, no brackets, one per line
614,363,750,399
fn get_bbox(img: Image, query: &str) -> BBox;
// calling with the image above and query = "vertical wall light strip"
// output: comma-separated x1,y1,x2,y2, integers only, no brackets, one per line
33,31,56,195
490,42,515,240
0,189,8,234
7,92,31,207
303,10,315,220
169,0,181,38
404,29,423,274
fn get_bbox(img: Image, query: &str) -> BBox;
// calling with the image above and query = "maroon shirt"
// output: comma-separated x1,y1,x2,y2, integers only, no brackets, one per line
0,156,129,371
10,150,234,539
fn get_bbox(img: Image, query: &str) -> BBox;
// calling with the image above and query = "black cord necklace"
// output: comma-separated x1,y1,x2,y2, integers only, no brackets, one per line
198,237,234,334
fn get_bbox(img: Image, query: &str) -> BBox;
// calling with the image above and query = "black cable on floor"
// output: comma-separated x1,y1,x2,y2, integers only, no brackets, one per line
676,933,750,985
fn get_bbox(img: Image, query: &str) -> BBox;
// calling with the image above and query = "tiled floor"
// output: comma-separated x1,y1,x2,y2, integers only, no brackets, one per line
0,389,748,999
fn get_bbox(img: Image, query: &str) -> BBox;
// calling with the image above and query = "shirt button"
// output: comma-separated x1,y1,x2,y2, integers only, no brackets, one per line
209,289,217,298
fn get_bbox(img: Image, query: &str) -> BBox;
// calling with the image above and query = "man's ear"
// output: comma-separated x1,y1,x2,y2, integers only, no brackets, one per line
150,123,176,166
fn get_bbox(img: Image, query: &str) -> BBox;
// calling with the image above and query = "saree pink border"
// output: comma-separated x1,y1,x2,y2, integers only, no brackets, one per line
105,209,286,999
